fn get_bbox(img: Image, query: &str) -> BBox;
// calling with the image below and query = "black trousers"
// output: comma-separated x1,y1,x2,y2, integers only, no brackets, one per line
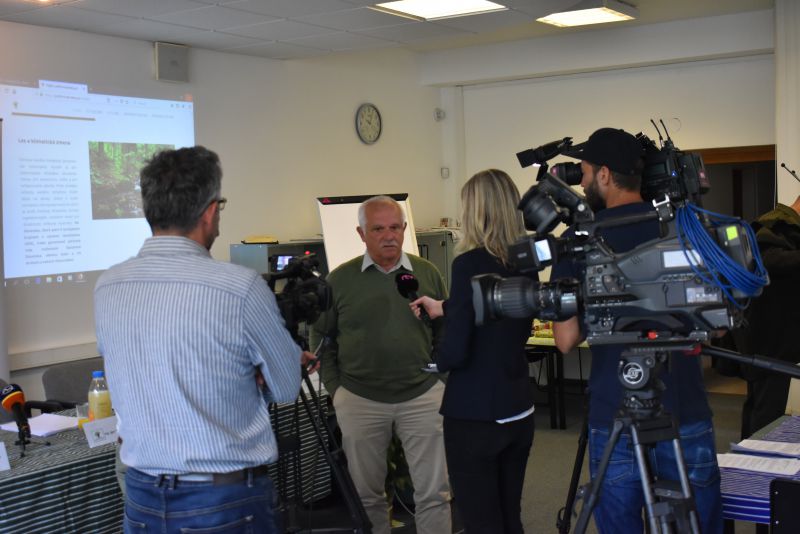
741,373,791,439
443,414,535,534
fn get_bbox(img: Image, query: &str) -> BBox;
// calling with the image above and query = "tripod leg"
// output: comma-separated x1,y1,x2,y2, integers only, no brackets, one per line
573,419,626,534
557,402,589,534
297,380,373,533
628,421,701,534
629,425,662,533
671,437,701,534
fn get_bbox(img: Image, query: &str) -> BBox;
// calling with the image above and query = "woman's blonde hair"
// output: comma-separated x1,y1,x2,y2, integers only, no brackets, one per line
457,169,525,265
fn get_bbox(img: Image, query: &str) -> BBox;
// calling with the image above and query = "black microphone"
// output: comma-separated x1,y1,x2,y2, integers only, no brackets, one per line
1,383,31,440
780,162,800,184
395,272,431,325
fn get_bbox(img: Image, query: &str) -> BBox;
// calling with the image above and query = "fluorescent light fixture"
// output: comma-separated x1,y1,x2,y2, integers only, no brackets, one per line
537,0,637,28
372,0,507,21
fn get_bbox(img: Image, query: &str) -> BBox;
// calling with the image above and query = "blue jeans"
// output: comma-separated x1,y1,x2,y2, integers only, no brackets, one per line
588,419,723,534
124,468,279,533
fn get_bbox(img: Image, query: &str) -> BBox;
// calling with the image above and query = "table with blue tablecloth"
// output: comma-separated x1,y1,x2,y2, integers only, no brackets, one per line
720,415,800,532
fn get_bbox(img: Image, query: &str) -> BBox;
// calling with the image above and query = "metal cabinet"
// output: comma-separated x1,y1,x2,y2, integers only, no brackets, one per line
229,240,328,275
415,230,456,291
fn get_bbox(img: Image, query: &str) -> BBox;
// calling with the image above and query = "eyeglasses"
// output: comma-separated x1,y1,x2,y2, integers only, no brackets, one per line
215,197,227,211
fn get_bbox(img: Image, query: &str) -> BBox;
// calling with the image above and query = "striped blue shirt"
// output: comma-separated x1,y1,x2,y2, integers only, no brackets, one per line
94,236,302,475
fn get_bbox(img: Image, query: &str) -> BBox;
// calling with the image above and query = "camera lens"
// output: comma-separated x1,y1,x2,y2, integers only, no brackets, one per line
549,162,582,186
490,276,539,319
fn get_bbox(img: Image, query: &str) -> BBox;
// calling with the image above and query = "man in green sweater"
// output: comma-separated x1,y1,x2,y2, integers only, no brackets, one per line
311,195,451,534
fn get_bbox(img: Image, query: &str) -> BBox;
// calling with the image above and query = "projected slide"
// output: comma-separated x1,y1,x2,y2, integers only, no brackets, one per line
1,80,194,283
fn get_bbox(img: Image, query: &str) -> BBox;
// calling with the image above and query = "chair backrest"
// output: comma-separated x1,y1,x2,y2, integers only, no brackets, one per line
0,378,12,424
42,357,105,405
786,364,800,416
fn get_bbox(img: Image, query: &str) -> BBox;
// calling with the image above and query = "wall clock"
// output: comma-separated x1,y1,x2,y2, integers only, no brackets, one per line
355,103,382,145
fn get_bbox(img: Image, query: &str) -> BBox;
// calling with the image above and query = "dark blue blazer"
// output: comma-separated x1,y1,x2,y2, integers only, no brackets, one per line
436,248,536,421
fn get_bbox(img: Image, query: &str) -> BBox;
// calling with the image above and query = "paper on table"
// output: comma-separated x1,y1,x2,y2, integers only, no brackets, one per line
0,413,78,437
731,439,800,458
717,453,800,475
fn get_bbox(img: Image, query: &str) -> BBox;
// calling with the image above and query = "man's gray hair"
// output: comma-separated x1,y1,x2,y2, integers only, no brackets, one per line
357,195,406,230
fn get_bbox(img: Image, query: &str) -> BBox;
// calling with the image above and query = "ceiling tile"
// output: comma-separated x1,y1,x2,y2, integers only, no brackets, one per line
223,40,329,60
287,30,396,51
173,30,264,50
96,18,208,43
68,0,209,19
357,22,469,43
0,0,54,18
435,8,534,33
502,0,577,17
296,6,409,31
226,19,334,41
3,4,135,32
220,0,355,19
150,5,278,31
340,0,383,6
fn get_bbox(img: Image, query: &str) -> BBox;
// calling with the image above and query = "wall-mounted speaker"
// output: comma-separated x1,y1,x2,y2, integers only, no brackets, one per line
154,42,189,83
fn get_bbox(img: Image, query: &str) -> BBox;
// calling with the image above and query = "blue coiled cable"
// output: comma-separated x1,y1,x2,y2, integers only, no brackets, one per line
675,203,768,309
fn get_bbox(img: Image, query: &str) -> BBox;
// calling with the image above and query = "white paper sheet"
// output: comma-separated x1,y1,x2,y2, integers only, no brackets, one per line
717,453,800,475
0,413,78,437
731,439,800,458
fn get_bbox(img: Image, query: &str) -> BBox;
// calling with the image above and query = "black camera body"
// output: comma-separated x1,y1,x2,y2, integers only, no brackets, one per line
264,254,331,336
476,129,767,346
532,130,710,206
637,133,709,205
473,200,758,345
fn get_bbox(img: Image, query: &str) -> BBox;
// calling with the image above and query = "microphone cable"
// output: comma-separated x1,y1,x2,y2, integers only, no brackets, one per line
675,202,768,308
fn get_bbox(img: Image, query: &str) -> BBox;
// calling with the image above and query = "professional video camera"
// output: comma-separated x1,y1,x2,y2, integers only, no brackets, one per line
473,125,769,346
532,120,711,206
263,253,331,337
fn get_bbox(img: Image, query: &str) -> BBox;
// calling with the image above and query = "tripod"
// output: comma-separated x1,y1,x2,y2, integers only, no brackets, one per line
273,337,372,533
573,344,701,534
559,342,800,534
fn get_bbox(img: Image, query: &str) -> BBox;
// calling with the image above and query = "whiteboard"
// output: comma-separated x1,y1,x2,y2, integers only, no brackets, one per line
317,194,418,272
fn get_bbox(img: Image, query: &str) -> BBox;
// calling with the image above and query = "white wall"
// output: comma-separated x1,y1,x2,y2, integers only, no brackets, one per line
461,55,775,198
1,21,446,399
425,9,775,219
421,10,776,381
2,8,783,396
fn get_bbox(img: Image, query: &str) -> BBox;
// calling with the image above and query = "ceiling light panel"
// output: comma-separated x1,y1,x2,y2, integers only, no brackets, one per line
372,0,507,21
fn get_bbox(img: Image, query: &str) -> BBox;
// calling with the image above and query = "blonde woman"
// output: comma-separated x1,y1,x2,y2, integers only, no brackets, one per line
413,169,536,533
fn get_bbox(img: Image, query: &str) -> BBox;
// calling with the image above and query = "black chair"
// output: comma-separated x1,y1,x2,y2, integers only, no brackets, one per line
770,478,800,533
41,357,105,408
0,377,67,419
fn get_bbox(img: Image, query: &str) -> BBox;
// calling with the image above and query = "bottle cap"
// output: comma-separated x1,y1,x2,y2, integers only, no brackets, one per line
92,370,104,378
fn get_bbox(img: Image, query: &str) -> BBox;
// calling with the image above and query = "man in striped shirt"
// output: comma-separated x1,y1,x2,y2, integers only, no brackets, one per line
95,146,311,533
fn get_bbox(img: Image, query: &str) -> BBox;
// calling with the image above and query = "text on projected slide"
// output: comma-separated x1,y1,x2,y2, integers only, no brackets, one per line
1,80,195,283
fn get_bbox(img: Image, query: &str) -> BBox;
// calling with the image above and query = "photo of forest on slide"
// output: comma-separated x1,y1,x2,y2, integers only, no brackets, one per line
89,141,173,220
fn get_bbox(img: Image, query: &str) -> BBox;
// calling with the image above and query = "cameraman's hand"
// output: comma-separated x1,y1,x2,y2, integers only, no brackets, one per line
301,350,320,374
410,296,444,320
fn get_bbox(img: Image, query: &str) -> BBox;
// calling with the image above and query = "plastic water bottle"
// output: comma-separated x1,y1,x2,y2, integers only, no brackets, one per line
88,370,112,421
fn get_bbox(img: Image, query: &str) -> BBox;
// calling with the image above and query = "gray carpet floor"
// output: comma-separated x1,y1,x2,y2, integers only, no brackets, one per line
310,376,759,533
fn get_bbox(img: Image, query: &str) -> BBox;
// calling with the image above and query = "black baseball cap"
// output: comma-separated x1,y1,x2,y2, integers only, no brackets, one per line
564,127,643,175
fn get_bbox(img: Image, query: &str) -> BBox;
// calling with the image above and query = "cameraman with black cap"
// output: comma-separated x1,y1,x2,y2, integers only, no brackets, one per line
551,128,723,533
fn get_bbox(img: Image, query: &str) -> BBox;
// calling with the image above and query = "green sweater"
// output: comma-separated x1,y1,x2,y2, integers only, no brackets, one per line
311,254,447,403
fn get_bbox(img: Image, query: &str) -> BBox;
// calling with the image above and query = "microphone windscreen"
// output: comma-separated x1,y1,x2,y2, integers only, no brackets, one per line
395,272,419,299
1,383,26,413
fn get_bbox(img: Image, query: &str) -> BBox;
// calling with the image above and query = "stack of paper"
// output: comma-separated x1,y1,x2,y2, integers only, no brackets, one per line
0,413,78,437
719,416,800,523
